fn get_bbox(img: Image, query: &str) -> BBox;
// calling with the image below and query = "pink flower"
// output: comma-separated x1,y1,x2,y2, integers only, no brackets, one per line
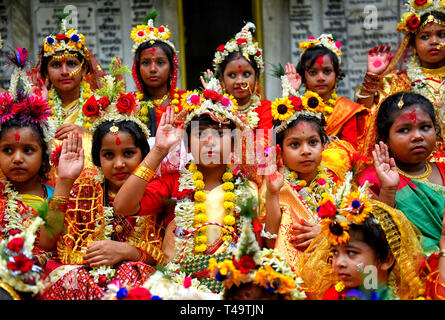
220,97,230,107
190,94,201,105
317,178,326,186
335,41,342,48
308,36,315,40
183,276,192,288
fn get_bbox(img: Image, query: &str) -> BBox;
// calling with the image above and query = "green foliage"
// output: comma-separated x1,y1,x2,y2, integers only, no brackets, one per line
142,8,159,25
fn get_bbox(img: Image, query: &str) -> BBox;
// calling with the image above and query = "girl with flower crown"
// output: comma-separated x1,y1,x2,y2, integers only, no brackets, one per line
39,71,166,300
260,80,342,272
357,1,445,163
114,87,262,286
284,34,370,180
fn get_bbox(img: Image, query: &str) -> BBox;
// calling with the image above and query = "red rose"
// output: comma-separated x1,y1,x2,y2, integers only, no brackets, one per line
217,45,225,52
126,287,152,300
203,90,222,102
317,200,337,219
289,96,303,111
237,38,247,46
56,34,67,41
158,26,165,33
415,0,427,5
82,96,100,117
256,49,261,57
8,230,22,237
233,255,256,274
116,93,136,114
7,254,34,273
97,274,108,287
7,237,24,253
97,97,110,110
407,15,420,30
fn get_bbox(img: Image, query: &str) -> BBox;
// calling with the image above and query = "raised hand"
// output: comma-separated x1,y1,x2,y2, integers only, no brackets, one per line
58,132,84,182
284,62,302,91
265,145,284,194
27,67,48,100
154,105,184,156
372,141,399,190
112,56,127,91
367,45,394,75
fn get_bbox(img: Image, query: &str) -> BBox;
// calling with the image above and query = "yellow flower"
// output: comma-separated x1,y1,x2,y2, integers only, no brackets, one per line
271,97,295,121
195,244,207,253
140,107,148,116
222,182,234,191
196,235,207,244
222,225,234,234
298,180,307,187
194,213,208,224
322,219,350,246
223,215,236,226
224,192,235,202
290,171,298,179
136,92,144,100
84,122,92,129
222,172,233,182
194,190,207,202
189,163,197,172
223,235,233,243
194,180,205,190
181,90,203,111
302,91,327,114
224,201,235,211
131,25,150,42
195,203,206,214
411,0,432,10
192,171,204,181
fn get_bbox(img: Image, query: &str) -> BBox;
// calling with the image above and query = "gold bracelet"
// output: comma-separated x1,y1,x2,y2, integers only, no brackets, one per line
438,249,445,258
132,164,156,182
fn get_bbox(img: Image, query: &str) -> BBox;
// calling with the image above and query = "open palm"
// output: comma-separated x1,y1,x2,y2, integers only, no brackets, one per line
154,106,184,154
367,45,394,75
372,141,399,189
58,133,84,181
284,62,302,91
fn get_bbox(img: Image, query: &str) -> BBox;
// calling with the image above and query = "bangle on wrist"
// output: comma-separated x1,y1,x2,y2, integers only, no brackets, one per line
132,164,156,182
261,223,278,240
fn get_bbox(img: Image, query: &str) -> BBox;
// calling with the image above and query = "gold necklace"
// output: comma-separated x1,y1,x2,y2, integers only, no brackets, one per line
396,162,432,182
152,94,169,106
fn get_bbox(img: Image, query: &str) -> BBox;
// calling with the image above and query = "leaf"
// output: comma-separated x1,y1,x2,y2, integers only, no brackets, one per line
270,63,285,79
142,8,159,25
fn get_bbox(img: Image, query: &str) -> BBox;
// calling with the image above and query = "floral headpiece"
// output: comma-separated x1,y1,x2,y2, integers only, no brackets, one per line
178,78,246,129
299,34,343,64
0,48,56,156
0,217,45,295
397,0,445,34
207,216,306,300
272,76,330,133
83,58,150,139
130,14,175,55
314,172,375,246
213,22,264,75
42,19,87,58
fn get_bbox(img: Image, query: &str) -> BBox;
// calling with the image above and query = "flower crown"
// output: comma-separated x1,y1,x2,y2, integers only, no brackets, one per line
0,48,56,156
397,0,445,34
213,22,264,75
83,58,150,139
0,217,45,295
272,76,330,133
42,19,87,57
130,17,175,54
314,172,375,246
299,34,343,64
207,217,306,299
178,78,246,129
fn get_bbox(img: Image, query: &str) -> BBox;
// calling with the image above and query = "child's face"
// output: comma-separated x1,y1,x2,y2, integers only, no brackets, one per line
189,123,232,167
222,57,256,105
332,238,382,289
282,121,324,177
100,131,142,193
387,105,436,166
304,55,337,100
47,53,86,94
414,22,445,67
139,46,171,90
0,127,43,184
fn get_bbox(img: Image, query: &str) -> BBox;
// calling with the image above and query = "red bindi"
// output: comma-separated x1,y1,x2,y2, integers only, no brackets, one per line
238,65,243,73
14,129,20,142
315,55,324,67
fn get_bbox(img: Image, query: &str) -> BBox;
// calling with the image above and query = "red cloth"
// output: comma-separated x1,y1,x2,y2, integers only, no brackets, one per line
337,116,358,149
256,99,273,131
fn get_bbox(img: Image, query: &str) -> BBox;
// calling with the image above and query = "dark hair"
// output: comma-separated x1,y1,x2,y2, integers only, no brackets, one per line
376,91,438,143
410,11,445,45
348,214,394,267
223,282,285,300
218,51,260,79
0,117,50,181
185,113,237,146
274,114,329,150
296,46,345,84
134,40,175,97
39,50,89,79
91,120,150,168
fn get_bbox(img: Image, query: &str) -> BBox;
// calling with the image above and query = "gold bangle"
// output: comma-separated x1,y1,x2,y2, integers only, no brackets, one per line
438,249,445,258
132,164,156,182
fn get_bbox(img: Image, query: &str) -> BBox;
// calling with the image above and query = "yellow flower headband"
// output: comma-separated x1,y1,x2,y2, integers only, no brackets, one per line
42,19,87,58
299,34,343,64
130,18,175,54
397,0,445,34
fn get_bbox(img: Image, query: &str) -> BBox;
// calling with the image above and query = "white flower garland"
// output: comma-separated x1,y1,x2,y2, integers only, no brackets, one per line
238,94,261,129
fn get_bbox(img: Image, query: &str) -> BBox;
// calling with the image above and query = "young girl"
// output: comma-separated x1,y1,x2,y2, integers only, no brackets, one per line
299,179,425,300
40,73,165,300
201,22,272,132
359,92,444,255
285,35,370,178
261,82,340,271
357,2,445,160
114,87,262,292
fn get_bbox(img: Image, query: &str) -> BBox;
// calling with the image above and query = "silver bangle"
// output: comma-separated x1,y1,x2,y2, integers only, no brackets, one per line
261,223,278,240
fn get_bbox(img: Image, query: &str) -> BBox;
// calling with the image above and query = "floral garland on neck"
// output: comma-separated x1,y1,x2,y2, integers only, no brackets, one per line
48,80,92,127
406,55,445,104
326,90,339,112
237,94,261,129
284,164,334,213
174,162,254,261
